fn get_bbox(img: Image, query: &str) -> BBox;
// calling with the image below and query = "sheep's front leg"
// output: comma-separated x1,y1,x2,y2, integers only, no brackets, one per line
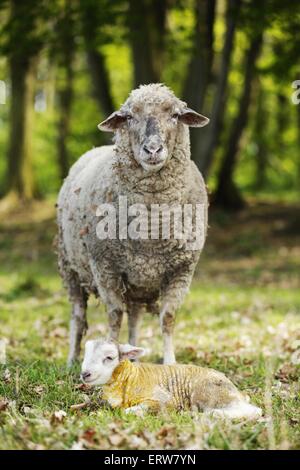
160,305,176,365
160,271,195,365
128,305,141,346
107,307,123,341
68,294,88,366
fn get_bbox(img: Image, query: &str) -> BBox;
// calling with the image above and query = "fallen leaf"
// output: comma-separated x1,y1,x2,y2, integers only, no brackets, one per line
71,440,85,450
3,368,11,383
108,434,125,447
51,410,67,423
70,401,89,411
34,385,45,395
0,399,9,411
74,383,92,391
50,327,68,338
276,363,299,382
81,428,96,443
27,442,46,450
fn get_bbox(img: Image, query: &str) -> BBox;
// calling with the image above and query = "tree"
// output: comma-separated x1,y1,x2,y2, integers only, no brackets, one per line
79,0,115,119
2,0,44,201
55,0,76,180
253,82,269,190
0,0,53,202
127,0,168,86
213,30,264,209
197,0,241,176
183,0,215,111
182,0,216,156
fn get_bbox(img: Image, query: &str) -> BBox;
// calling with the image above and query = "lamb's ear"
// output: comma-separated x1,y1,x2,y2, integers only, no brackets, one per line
98,111,127,132
119,344,145,360
178,108,210,127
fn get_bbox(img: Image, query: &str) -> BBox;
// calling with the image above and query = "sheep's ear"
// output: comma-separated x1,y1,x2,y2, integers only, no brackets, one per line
119,344,145,360
98,111,127,132
179,108,210,127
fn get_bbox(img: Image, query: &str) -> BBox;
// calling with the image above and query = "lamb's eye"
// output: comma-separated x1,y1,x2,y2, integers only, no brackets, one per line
105,356,114,362
126,114,133,121
171,113,179,120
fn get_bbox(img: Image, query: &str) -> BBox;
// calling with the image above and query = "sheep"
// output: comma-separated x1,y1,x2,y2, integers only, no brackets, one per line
81,339,262,420
56,83,209,366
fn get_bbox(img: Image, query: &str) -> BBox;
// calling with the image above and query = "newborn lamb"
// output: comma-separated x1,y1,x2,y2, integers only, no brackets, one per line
81,339,262,420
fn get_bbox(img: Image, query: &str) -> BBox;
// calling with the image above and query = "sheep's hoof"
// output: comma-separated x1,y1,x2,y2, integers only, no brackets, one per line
67,356,80,368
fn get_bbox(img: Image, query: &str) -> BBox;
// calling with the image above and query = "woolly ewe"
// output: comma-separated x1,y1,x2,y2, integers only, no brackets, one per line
56,84,209,365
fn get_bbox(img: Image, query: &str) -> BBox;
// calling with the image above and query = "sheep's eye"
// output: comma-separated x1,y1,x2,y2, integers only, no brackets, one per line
105,356,114,362
171,113,179,120
126,114,133,121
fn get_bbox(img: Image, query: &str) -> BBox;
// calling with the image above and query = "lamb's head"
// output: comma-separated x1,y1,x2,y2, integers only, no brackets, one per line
81,339,145,385
98,83,209,173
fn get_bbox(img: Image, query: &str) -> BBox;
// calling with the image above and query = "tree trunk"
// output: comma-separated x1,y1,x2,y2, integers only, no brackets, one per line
183,0,216,157
79,0,114,121
128,0,167,87
254,83,268,189
214,32,264,210
297,103,300,186
276,92,287,156
198,0,241,176
86,49,114,118
147,0,168,80
6,56,36,200
183,0,216,111
56,10,75,180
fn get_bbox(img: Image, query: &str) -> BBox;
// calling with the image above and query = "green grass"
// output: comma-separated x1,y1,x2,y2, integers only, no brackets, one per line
0,200,299,450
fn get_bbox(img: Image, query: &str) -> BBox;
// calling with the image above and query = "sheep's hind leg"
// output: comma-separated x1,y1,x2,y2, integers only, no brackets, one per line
67,275,88,366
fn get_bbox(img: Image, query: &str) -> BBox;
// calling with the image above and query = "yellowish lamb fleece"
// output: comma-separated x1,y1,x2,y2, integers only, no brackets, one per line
102,359,252,414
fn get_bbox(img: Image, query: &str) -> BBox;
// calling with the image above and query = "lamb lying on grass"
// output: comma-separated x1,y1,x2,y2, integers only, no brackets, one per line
81,339,262,420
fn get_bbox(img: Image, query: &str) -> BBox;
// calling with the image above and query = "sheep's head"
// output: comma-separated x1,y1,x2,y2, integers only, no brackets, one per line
81,339,145,385
98,84,209,173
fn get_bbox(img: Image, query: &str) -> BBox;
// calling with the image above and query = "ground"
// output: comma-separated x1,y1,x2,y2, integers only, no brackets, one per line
0,199,299,450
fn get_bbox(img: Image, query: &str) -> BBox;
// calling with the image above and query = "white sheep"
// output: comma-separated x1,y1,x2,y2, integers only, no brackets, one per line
81,339,262,420
56,83,209,365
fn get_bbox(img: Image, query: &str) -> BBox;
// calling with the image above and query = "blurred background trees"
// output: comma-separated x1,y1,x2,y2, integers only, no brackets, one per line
0,0,299,209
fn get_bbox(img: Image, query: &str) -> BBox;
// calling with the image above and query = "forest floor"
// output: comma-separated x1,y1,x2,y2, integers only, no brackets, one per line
0,198,299,450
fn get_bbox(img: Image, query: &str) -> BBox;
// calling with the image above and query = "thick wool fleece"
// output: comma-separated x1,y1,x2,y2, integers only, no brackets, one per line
57,85,208,312
102,359,245,412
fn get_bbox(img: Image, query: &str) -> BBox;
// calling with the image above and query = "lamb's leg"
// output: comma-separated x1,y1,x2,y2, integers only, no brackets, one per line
206,402,262,420
160,304,176,365
67,277,88,366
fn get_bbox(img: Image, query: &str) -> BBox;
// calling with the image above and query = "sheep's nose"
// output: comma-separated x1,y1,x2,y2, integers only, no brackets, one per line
143,144,163,156
81,371,91,381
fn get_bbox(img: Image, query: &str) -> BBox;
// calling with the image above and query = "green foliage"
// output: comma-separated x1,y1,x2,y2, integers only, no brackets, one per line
0,0,299,199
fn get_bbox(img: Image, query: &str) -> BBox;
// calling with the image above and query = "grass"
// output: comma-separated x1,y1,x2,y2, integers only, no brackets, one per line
0,199,299,450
